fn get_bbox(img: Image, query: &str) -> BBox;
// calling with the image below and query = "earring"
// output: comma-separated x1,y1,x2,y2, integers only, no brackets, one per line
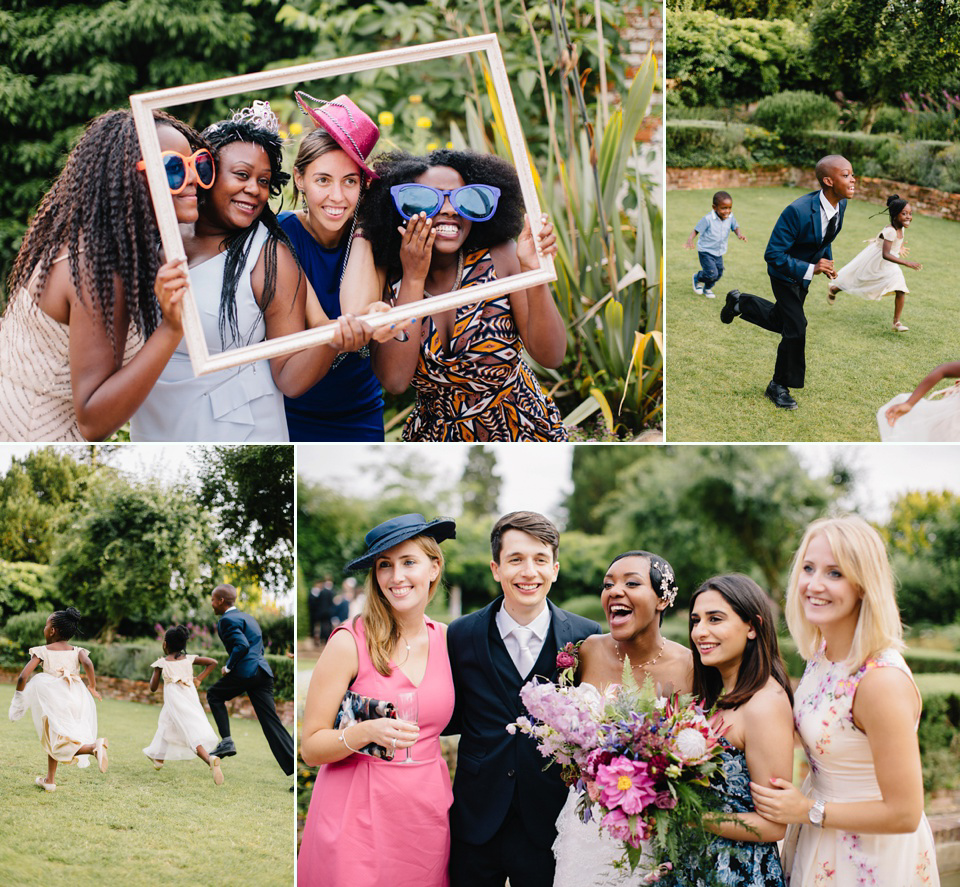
301,194,307,212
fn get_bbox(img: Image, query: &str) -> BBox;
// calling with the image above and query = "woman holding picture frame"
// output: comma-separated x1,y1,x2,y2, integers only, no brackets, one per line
298,513,456,887
350,149,569,442
131,101,383,442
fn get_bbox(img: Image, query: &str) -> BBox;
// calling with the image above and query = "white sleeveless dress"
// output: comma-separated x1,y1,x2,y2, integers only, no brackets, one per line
131,222,288,441
143,655,218,761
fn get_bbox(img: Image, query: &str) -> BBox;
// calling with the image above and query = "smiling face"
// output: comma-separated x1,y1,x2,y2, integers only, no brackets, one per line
713,197,733,220
601,555,666,639
797,532,862,634
205,141,272,231
896,203,913,228
490,529,559,623
822,157,856,200
156,124,200,225
690,589,755,674
375,540,441,616
295,148,362,247
414,165,471,255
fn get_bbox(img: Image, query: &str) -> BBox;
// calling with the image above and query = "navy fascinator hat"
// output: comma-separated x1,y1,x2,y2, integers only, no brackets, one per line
345,513,456,572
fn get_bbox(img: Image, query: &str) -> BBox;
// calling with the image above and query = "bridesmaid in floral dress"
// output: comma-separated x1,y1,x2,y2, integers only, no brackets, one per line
351,149,568,441
681,574,794,887
751,515,940,887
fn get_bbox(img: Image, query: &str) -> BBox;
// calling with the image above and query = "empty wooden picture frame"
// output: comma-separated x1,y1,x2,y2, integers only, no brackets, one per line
129,34,555,376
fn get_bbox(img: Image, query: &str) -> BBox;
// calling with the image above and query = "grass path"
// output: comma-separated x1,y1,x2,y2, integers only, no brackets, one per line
0,684,294,887
666,187,959,441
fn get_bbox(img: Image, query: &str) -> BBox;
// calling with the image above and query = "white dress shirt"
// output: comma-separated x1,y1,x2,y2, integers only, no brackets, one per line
804,190,840,280
496,602,552,677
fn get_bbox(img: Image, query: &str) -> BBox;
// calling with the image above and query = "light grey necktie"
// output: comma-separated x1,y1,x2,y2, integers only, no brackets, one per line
513,626,536,676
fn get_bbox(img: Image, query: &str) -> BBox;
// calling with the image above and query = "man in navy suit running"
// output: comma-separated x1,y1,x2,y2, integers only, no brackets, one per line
207,584,294,778
446,512,601,887
721,154,856,410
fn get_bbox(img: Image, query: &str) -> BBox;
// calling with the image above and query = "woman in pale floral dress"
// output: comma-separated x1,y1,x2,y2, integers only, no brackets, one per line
751,515,940,887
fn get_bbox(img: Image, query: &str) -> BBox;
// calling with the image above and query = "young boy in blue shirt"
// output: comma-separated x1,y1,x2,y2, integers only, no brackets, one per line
684,191,746,298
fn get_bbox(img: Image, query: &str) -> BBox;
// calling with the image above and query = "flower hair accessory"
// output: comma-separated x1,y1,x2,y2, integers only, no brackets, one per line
231,100,280,134
648,556,678,608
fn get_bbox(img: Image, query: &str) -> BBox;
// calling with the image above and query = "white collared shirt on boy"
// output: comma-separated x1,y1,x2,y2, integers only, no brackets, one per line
496,602,552,677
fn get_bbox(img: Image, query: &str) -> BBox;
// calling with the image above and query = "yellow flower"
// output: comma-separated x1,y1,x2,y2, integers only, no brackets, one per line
427,142,438,151
446,141,454,150
289,122,303,136
409,94,423,104
416,116,432,129
378,111,395,126
278,129,289,140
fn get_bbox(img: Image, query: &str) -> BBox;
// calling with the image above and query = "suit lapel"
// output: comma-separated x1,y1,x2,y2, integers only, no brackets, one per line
812,192,823,242
471,598,517,710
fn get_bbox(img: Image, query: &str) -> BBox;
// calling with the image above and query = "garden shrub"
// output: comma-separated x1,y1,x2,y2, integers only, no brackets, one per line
0,560,53,624
259,613,294,656
752,91,839,137
666,119,783,169
0,610,51,656
666,9,816,108
918,690,960,792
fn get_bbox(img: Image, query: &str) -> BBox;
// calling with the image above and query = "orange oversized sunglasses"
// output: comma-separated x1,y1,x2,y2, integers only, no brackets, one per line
137,149,216,195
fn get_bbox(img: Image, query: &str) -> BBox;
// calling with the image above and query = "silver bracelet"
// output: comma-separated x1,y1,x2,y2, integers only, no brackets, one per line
338,725,360,754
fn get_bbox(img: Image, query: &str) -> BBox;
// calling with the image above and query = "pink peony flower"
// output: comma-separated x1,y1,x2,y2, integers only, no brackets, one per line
595,757,657,814
601,808,648,848
654,790,677,810
556,651,576,669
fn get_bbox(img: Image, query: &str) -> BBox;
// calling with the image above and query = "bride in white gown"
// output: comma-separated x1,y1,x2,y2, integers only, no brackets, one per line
552,550,693,887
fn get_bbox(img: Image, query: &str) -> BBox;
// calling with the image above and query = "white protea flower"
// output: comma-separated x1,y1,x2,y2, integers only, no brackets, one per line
675,727,707,760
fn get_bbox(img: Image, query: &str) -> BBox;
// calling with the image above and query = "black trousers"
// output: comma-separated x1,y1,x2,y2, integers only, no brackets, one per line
737,276,808,389
449,806,555,887
206,668,294,775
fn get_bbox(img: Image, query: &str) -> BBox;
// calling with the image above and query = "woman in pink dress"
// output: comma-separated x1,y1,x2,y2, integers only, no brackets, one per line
298,513,457,886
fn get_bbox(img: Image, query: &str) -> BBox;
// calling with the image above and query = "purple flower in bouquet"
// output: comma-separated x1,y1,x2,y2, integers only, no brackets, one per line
595,757,657,815
654,790,677,810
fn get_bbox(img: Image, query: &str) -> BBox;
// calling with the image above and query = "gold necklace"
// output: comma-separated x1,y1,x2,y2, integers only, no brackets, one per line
395,626,426,665
423,249,464,297
613,637,665,672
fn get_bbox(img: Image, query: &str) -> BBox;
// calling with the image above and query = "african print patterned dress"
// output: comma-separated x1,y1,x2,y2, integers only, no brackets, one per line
389,249,568,442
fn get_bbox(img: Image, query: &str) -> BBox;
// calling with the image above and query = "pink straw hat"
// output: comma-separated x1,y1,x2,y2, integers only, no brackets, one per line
294,91,380,180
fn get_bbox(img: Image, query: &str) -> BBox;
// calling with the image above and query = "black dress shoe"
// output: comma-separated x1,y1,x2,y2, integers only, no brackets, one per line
212,738,237,758
765,381,798,410
720,289,741,324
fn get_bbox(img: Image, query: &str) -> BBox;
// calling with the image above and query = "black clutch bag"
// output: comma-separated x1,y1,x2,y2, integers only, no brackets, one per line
334,690,398,760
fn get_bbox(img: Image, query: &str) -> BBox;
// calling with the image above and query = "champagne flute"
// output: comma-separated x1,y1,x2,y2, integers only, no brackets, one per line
396,689,419,763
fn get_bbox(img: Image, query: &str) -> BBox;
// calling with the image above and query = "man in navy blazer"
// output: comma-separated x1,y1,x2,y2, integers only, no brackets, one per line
721,155,856,409
446,512,602,887
207,584,294,777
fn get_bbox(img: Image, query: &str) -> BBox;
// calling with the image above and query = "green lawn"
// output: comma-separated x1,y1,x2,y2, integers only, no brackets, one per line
0,685,293,887
666,187,960,441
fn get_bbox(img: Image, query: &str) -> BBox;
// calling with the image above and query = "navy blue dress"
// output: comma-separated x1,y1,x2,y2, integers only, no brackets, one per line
278,211,384,441
673,738,785,887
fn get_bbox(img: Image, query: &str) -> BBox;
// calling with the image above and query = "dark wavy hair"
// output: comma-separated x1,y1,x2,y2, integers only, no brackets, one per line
49,607,83,641
6,109,207,348
199,119,300,348
689,574,793,711
164,624,190,654
360,149,525,276
608,550,679,626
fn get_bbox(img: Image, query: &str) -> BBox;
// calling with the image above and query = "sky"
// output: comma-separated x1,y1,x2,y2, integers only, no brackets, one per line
297,442,960,524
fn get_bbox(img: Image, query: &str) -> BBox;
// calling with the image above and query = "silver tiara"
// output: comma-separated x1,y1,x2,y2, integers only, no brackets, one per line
231,100,280,134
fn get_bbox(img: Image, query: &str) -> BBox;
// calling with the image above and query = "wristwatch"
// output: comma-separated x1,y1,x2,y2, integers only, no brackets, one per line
808,798,826,827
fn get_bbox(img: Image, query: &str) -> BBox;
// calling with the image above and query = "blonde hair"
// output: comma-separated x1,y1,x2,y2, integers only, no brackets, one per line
785,514,903,672
360,535,446,676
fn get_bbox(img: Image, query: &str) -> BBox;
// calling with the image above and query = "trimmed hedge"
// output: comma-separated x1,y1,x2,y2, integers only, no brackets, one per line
0,560,53,624
666,9,815,108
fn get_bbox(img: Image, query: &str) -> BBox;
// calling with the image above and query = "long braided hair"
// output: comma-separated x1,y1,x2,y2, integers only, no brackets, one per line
6,109,206,348
198,120,300,349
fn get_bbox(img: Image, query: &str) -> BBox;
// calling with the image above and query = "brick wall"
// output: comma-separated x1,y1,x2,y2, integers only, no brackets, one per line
667,166,960,221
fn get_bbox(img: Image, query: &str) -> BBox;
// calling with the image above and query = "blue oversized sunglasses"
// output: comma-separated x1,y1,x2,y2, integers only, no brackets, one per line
390,183,501,222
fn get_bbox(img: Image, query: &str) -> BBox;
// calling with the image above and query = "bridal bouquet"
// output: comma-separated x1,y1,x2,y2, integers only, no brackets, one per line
508,652,727,881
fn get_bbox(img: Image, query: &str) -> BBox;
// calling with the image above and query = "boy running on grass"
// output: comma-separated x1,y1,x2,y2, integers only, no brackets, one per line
685,190,746,299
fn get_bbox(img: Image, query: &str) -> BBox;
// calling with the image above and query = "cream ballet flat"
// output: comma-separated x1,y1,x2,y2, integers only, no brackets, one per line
210,755,224,786
94,738,109,773
35,776,56,792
